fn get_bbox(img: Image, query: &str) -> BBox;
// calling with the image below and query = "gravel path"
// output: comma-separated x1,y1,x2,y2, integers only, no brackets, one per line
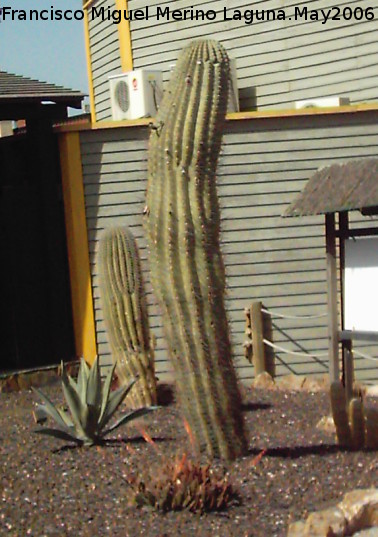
1,383,377,537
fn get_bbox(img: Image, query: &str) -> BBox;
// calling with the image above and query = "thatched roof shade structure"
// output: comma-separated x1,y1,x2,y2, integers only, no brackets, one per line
286,159,378,385
285,159,378,217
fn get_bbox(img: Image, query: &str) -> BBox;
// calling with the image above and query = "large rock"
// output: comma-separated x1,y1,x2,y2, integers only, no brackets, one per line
340,490,378,534
287,489,378,536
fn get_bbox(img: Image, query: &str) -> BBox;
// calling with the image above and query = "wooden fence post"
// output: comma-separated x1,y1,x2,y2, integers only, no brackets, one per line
344,339,354,403
250,301,265,376
244,301,276,378
244,307,253,363
262,307,276,378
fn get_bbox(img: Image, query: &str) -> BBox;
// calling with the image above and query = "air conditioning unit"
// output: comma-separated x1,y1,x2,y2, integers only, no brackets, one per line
295,97,350,109
109,70,163,121
169,58,239,113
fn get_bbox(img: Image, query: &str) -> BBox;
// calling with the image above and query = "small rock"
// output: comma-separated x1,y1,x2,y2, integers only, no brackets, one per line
339,489,378,534
316,415,336,434
252,372,276,389
302,374,329,392
287,520,306,536
352,528,378,536
304,508,346,536
276,374,306,391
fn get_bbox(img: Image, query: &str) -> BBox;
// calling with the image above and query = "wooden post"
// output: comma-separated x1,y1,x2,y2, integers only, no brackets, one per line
250,301,266,376
326,213,340,382
339,211,349,386
262,308,276,378
344,339,354,404
244,307,253,363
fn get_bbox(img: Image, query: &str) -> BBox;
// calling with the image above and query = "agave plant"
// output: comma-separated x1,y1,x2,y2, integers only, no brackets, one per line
32,357,159,446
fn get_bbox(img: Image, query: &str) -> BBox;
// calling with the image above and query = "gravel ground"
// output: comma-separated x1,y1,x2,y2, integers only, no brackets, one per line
1,383,377,537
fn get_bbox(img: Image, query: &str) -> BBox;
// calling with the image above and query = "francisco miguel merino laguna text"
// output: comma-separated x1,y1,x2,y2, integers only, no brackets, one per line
0,5,375,23
90,5,375,24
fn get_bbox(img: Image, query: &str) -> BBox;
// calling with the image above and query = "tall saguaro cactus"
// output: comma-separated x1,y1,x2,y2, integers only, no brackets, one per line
98,226,157,408
145,40,248,460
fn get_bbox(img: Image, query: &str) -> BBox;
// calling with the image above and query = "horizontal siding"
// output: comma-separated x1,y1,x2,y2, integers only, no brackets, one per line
88,0,122,121
126,0,378,112
80,111,378,383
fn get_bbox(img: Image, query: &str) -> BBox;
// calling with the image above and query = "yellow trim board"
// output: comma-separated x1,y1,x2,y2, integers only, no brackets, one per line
58,132,97,364
83,0,96,9
55,103,378,133
116,0,133,71
226,103,378,120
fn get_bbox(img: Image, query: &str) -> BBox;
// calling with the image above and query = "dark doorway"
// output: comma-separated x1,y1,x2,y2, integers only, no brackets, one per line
0,126,74,371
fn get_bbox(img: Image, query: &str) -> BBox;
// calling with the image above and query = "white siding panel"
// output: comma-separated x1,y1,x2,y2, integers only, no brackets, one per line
88,0,122,121
127,0,378,112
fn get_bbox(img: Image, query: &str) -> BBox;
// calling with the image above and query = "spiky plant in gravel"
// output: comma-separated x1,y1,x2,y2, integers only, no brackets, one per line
32,357,159,446
145,39,247,460
132,452,239,514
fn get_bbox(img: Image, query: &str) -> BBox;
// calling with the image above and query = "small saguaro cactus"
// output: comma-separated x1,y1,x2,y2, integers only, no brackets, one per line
98,226,157,408
145,39,248,460
330,380,378,449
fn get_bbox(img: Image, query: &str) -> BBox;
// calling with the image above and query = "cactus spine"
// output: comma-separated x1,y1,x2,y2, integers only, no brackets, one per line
98,227,157,408
145,40,247,460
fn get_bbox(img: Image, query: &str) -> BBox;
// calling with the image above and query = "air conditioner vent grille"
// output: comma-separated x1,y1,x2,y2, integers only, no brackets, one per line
115,80,129,112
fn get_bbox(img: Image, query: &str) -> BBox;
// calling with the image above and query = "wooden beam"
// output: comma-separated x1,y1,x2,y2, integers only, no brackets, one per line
326,213,340,382
335,227,378,238
58,132,97,364
339,330,378,343
0,102,68,121
54,105,378,133
116,0,133,72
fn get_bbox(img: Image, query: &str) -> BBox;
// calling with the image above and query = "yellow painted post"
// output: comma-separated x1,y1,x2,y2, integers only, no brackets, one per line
58,132,97,364
116,0,134,71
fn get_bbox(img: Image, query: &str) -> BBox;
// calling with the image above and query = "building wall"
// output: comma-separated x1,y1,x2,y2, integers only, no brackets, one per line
87,0,122,121
86,0,378,121
79,110,378,383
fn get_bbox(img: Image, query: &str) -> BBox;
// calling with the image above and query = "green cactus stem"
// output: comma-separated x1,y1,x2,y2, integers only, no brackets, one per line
145,40,247,460
330,380,378,450
349,397,365,449
330,381,352,447
365,406,378,449
98,226,157,408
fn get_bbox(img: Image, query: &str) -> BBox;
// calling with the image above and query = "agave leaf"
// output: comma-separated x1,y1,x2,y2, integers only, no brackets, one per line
86,356,102,410
34,427,81,444
102,406,160,436
77,358,90,405
99,362,117,424
61,363,87,438
35,403,74,429
85,404,102,438
99,378,138,430
32,387,72,432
